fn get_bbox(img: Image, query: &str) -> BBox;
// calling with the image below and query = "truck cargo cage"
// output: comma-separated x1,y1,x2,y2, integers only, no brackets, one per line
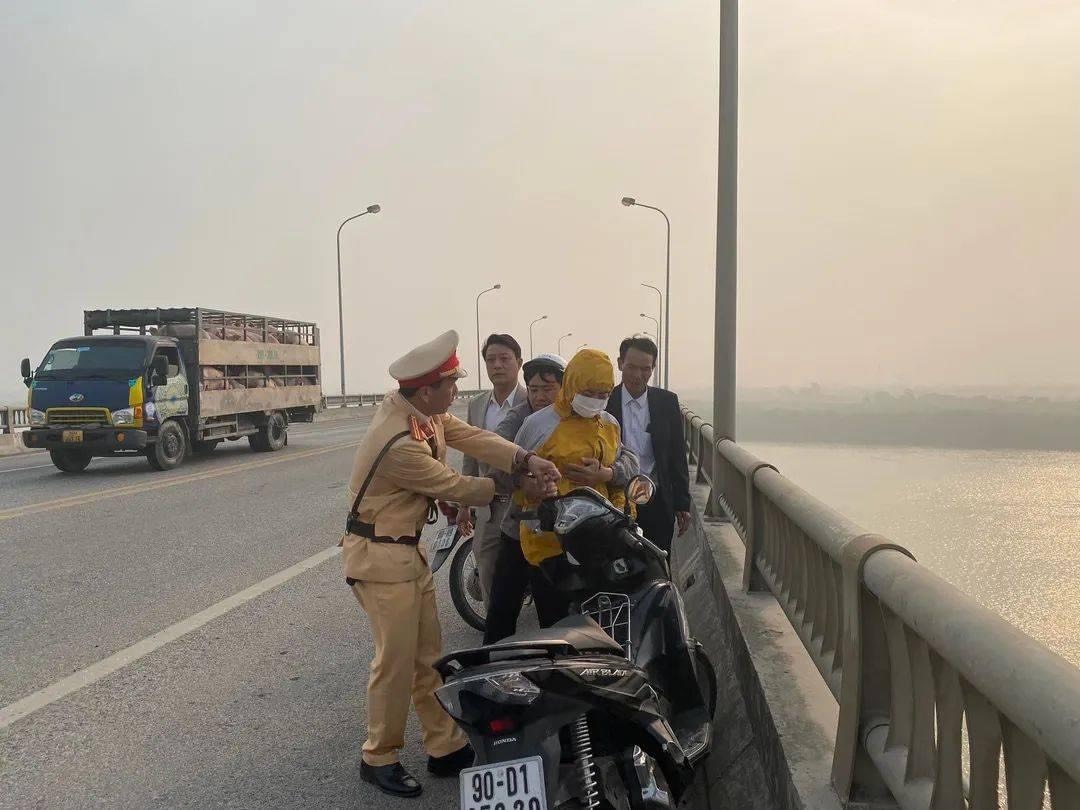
82,307,322,422
84,307,319,347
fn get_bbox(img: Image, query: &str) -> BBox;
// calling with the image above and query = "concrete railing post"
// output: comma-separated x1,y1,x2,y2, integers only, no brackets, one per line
685,415,698,466
695,430,709,486
1,406,11,435
703,441,720,519
831,536,914,804
741,462,776,592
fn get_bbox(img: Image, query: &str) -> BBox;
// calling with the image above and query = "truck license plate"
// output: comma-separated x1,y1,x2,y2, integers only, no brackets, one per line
62,430,84,443
460,756,545,810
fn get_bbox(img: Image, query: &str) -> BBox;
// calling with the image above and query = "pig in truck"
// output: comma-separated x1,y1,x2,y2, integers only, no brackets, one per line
20,307,322,472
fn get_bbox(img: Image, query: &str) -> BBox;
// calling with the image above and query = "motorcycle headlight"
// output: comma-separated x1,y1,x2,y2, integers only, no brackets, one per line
29,409,46,426
111,408,135,426
553,497,608,534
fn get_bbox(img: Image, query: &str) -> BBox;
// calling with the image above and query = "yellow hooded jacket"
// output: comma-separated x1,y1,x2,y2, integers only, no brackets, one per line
512,349,627,565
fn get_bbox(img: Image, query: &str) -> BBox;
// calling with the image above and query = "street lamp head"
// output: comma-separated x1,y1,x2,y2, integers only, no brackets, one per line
541,314,548,320
640,313,647,317
366,204,381,214
493,283,502,290
621,197,636,207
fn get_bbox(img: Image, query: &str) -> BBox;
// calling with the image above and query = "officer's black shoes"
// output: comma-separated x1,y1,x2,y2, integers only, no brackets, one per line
427,743,475,777
360,761,423,798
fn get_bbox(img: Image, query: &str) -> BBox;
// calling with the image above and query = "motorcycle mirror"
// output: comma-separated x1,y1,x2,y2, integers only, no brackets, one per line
625,474,656,506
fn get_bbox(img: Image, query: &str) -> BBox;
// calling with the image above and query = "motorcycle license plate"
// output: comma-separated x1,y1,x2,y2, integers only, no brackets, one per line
62,430,83,443
430,524,458,553
459,756,546,810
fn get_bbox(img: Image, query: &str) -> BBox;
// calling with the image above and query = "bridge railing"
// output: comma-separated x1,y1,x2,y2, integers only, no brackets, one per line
322,390,485,409
682,407,1080,809
0,405,30,435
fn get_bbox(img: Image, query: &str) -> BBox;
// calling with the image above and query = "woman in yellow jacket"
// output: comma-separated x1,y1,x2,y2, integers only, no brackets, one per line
510,348,635,625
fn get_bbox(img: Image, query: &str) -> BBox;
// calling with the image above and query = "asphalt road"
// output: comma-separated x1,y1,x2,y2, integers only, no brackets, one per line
0,406,502,808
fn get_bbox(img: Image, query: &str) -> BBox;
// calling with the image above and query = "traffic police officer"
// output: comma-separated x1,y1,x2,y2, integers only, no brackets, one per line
342,330,559,798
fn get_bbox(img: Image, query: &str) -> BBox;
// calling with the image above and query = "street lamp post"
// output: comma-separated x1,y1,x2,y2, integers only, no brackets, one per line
639,312,659,336
641,282,663,383
639,312,660,385
475,284,502,389
529,315,548,358
336,204,381,397
622,198,671,388
558,333,573,356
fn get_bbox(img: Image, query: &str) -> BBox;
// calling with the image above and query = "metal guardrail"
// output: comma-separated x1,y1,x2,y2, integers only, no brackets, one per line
682,407,1080,809
323,393,387,408
322,390,485,409
1,391,486,434
1,405,30,435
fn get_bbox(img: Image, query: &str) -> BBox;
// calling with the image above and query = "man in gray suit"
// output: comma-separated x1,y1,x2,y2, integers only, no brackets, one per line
459,333,526,602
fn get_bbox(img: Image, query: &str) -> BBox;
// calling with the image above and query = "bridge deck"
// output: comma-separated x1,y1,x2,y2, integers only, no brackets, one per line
0,407,494,808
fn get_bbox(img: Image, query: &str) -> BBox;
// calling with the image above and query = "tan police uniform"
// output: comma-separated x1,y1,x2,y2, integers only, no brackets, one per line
342,330,523,768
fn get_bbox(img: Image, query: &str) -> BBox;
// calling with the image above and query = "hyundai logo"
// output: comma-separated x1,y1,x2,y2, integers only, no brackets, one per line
69,393,85,403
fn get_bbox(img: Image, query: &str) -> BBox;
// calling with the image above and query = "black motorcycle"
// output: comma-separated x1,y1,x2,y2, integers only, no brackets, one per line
435,477,716,809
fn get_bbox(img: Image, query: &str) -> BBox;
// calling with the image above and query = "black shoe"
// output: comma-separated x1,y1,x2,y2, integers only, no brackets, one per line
427,743,475,777
360,761,423,798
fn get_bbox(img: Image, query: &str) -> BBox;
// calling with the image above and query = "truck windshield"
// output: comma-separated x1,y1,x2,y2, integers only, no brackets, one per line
35,342,147,380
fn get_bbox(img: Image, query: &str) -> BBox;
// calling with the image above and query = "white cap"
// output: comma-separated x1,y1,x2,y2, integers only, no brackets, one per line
389,330,468,386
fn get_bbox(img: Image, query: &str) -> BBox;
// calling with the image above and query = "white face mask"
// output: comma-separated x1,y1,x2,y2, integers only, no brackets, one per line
571,393,608,418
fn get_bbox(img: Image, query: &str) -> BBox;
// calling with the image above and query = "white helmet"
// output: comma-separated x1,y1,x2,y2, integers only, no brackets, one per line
522,353,567,380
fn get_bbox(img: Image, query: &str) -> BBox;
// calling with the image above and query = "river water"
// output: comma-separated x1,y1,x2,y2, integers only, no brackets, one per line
736,440,1080,668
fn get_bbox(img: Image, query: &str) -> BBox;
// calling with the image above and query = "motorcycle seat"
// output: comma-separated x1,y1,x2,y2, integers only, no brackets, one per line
435,615,627,676
495,614,625,656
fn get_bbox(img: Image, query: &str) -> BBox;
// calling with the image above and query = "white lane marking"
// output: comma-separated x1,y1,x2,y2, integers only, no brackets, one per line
291,421,373,436
0,546,341,730
0,463,54,474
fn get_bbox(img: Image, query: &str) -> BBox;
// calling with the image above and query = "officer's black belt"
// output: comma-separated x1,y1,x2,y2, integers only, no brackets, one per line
347,519,420,546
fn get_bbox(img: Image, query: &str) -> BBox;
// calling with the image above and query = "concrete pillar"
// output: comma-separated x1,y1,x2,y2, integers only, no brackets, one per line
714,0,738,441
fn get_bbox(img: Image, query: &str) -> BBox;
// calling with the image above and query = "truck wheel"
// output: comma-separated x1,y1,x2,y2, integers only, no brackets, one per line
148,420,187,471
249,412,287,452
191,439,221,456
49,449,93,473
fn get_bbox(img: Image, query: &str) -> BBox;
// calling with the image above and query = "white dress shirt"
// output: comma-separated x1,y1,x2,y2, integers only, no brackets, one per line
484,389,518,432
622,388,656,479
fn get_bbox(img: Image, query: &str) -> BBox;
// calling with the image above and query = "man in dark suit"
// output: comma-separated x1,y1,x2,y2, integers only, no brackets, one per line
606,335,691,552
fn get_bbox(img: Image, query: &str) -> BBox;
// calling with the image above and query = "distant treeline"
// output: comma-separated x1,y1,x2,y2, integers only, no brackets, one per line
737,407,1080,451
681,391,1080,451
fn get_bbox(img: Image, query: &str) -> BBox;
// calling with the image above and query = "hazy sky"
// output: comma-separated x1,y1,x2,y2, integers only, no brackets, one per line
3,2,1079,403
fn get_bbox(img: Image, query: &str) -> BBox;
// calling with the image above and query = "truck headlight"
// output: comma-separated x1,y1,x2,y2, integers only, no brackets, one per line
111,408,136,426
29,409,46,426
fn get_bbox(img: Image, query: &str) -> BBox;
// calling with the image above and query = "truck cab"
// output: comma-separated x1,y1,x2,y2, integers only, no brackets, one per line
21,335,189,472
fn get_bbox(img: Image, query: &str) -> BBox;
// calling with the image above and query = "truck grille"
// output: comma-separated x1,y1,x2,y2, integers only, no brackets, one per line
46,407,111,426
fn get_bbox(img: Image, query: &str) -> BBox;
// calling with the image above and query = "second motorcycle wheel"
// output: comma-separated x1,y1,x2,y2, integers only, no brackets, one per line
449,537,487,632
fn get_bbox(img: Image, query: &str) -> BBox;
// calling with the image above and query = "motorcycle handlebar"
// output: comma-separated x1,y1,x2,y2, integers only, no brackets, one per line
619,526,668,562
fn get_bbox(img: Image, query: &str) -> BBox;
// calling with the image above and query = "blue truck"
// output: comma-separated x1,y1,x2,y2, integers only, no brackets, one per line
20,307,322,472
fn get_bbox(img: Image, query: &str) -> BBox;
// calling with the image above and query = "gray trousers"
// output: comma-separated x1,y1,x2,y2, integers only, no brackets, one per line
473,499,512,606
